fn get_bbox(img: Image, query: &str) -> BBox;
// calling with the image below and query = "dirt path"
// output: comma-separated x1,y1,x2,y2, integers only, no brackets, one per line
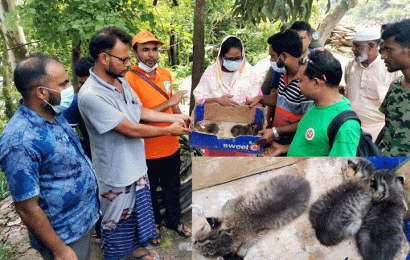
0,195,192,260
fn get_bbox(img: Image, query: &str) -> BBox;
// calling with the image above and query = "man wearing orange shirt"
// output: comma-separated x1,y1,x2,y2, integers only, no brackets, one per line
125,31,191,246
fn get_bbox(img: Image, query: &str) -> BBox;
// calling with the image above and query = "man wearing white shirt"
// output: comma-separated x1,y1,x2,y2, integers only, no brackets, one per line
344,27,401,141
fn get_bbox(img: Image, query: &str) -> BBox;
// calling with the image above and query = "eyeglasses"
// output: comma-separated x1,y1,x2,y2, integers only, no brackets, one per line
104,52,131,64
223,57,242,62
299,55,327,81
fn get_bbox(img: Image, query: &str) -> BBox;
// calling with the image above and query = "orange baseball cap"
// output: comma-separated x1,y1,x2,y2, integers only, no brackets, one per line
132,30,164,47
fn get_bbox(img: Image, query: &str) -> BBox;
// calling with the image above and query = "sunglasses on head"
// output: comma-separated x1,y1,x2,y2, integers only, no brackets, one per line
299,55,327,81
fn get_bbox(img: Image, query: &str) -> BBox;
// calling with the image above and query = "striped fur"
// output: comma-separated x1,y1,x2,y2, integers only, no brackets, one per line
194,174,311,259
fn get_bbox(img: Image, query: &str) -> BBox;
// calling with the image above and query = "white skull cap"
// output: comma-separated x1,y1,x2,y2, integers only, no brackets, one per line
353,27,381,42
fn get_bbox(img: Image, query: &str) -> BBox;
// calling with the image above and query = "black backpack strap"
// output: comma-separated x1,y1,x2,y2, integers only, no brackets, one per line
327,110,361,149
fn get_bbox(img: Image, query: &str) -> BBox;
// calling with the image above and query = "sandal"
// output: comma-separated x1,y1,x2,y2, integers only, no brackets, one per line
148,225,161,246
167,222,192,238
126,247,159,260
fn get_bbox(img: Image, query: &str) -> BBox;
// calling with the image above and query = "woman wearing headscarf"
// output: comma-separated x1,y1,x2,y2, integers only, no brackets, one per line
193,35,261,106
193,35,262,156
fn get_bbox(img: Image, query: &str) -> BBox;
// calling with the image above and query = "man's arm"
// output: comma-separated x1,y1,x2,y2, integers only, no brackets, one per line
262,142,290,157
15,196,77,260
150,90,188,113
140,107,191,124
255,122,299,146
113,116,191,139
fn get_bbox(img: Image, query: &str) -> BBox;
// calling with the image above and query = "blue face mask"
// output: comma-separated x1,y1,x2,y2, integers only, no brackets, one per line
223,59,242,72
270,61,286,73
42,86,75,114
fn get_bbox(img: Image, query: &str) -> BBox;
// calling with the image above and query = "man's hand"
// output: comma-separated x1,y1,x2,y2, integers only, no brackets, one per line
169,90,189,106
246,96,263,108
216,94,239,107
262,142,289,157
54,245,78,260
168,120,192,136
255,129,274,145
174,114,193,128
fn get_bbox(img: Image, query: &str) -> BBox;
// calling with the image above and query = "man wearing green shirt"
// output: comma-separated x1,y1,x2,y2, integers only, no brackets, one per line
266,50,361,156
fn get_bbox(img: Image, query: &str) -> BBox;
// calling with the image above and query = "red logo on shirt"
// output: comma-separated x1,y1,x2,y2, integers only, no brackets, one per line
305,128,315,140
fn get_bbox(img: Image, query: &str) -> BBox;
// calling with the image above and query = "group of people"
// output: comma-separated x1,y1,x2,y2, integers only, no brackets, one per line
0,28,193,260
1,17,410,260
194,19,410,158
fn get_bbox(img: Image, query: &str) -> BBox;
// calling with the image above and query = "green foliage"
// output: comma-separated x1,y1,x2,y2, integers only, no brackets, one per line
344,0,410,24
17,0,157,48
0,84,21,130
341,0,349,11
0,169,10,201
0,241,16,260
230,0,331,24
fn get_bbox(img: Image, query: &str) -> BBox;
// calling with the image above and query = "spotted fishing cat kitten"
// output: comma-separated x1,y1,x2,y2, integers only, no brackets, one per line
356,169,405,260
194,174,311,260
309,159,376,246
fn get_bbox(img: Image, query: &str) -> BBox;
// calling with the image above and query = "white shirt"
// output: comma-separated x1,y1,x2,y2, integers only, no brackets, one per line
344,54,402,141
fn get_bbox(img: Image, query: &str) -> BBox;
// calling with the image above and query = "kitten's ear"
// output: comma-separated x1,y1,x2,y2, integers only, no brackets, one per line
347,160,357,170
398,176,405,185
206,217,221,228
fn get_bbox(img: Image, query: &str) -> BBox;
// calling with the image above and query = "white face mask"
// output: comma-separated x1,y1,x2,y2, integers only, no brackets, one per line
355,48,368,63
138,61,158,73
223,59,242,72
42,86,75,114
270,61,286,73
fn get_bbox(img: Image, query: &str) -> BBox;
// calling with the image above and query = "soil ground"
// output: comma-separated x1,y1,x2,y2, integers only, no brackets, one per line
0,195,192,260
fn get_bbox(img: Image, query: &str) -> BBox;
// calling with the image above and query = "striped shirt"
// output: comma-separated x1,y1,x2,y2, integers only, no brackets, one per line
273,73,314,127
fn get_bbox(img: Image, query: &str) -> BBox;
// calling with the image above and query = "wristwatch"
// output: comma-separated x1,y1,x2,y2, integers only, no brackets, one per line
272,127,280,140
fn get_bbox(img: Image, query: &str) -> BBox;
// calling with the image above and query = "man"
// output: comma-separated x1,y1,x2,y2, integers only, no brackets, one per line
125,30,190,246
78,27,191,260
344,27,401,141
287,50,361,156
260,33,285,126
75,56,95,85
247,30,314,154
261,21,313,95
63,57,95,159
290,21,313,58
0,53,99,260
378,19,410,156
261,50,361,156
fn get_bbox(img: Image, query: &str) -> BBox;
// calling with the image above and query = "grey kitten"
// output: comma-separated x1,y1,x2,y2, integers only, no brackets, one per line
356,169,405,260
195,122,220,134
309,159,376,246
194,174,311,259
206,123,219,134
231,123,261,137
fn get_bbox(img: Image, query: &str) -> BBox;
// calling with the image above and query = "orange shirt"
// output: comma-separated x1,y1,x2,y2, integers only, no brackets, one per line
125,64,180,159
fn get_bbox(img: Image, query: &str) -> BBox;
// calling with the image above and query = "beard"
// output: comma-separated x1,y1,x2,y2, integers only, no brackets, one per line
355,49,368,63
42,91,59,115
106,60,127,79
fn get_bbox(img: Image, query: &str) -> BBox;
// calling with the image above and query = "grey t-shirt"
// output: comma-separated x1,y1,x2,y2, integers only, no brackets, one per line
78,70,147,187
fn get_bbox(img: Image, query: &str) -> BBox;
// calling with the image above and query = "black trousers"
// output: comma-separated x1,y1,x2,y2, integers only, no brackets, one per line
146,149,181,229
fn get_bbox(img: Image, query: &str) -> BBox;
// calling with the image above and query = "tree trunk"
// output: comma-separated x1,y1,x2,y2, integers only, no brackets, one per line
71,41,81,92
317,0,359,46
0,0,28,68
190,0,205,115
1,31,14,120
169,28,178,66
